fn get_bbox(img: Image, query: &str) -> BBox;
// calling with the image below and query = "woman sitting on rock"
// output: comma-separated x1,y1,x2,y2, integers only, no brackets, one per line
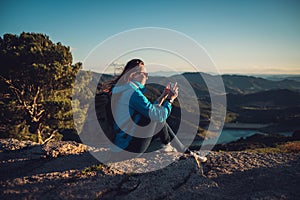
102,58,206,162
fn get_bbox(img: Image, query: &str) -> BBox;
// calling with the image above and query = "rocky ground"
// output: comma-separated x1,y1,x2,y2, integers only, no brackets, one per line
0,138,299,200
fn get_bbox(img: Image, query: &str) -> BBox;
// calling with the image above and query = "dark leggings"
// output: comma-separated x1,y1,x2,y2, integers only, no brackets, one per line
125,119,186,154
124,122,169,153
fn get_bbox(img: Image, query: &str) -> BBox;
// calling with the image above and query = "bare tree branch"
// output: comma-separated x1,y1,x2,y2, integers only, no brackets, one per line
43,130,58,144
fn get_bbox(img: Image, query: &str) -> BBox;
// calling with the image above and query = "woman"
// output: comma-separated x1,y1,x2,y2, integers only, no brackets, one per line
102,58,184,154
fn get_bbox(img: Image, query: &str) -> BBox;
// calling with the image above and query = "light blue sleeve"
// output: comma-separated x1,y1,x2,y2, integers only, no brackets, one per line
129,89,172,123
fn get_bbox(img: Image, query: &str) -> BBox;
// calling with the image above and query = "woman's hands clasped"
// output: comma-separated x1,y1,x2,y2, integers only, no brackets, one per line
158,82,179,106
163,82,178,102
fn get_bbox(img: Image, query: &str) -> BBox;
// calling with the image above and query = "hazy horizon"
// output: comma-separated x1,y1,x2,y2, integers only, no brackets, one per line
90,68,300,78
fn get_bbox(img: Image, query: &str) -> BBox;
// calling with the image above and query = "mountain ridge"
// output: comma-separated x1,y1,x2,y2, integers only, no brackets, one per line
92,71,300,94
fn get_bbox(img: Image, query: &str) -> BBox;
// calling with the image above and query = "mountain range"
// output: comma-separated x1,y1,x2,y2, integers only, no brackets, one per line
91,71,300,132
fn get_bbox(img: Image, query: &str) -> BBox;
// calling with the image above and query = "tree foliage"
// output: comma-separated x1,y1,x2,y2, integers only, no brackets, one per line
0,32,81,143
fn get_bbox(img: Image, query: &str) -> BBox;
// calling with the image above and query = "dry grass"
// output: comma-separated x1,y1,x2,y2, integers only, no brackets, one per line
247,141,300,153
246,147,282,154
279,141,300,153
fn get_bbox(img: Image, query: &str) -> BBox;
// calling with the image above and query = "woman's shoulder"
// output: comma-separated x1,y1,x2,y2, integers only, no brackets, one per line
112,83,132,93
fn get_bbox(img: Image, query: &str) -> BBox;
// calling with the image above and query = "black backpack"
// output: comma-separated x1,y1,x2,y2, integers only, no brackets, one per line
92,85,139,145
94,92,116,142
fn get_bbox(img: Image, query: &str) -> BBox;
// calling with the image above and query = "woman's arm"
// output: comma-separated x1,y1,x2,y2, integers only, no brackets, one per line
156,93,169,106
130,89,172,122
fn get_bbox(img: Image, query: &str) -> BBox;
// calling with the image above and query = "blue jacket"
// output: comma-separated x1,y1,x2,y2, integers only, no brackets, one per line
111,81,172,150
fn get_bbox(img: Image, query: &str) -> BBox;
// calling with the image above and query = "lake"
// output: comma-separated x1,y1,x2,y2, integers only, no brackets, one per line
197,129,294,145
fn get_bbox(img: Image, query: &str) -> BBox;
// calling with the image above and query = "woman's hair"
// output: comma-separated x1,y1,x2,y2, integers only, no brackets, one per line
102,58,144,93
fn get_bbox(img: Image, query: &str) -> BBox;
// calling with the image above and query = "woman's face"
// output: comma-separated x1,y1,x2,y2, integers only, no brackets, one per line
133,64,148,85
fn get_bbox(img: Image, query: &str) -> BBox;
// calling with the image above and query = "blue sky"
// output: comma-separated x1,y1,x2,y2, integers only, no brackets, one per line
1,0,300,74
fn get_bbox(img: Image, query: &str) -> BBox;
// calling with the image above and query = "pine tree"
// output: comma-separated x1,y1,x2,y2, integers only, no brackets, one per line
0,32,81,143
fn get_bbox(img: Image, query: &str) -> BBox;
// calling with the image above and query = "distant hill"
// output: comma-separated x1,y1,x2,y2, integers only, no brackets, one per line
227,89,300,108
253,74,300,82
221,74,300,94
90,71,300,95
226,89,300,124
166,72,300,94
284,77,300,82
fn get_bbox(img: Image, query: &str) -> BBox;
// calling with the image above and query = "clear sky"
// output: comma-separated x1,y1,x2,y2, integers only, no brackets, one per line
1,0,300,74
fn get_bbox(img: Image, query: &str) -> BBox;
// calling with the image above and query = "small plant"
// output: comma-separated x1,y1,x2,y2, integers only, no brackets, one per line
82,164,106,174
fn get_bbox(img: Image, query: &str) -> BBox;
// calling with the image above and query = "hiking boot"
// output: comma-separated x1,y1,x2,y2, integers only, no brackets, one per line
160,143,178,152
